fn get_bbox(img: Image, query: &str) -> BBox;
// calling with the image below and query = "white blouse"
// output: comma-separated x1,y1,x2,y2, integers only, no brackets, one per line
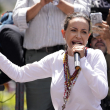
0,48,108,110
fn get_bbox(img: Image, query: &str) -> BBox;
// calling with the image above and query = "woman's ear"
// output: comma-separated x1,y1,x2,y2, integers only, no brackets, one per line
61,29,65,38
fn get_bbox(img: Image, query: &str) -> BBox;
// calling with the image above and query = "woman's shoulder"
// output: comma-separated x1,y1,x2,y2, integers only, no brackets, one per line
87,48,104,58
87,48,101,52
50,50,65,57
43,50,65,60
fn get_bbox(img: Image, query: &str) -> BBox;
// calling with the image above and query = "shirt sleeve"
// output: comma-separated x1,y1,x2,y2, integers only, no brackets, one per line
73,0,91,16
0,52,52,82
13,0,30,29
80,49,108,100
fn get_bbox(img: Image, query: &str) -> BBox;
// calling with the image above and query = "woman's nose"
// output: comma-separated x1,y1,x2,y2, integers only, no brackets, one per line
76,33,81,38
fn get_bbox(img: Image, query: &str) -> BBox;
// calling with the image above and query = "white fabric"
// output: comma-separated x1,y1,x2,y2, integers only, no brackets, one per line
0,48,108,110
13,0,91,50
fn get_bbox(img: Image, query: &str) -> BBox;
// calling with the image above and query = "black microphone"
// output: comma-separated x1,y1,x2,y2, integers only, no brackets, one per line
74,52,80,70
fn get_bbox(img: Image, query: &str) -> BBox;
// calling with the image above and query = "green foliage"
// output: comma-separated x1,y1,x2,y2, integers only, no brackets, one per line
0,4,4,16
0,91,27,110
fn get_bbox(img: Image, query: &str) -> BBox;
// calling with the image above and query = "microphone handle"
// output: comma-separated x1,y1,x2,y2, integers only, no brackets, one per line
74,52,80,70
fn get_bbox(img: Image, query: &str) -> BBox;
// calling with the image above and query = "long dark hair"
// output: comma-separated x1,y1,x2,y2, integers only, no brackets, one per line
86,33,93,48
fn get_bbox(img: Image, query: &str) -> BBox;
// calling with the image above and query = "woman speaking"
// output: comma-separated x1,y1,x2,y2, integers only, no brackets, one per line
0,13,108,110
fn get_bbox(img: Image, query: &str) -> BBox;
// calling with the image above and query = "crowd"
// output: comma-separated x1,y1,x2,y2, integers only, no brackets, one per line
0,0,110,110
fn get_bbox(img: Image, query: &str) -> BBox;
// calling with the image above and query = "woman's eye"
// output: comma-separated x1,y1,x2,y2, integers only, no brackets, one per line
71,29,76,32
82,31,87,34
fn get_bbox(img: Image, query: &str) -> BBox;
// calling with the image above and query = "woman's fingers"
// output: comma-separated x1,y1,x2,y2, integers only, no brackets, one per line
72,45,85,58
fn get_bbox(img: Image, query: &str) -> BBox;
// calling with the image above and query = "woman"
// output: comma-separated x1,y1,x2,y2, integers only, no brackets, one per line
0,13,108,110
13,0,91,109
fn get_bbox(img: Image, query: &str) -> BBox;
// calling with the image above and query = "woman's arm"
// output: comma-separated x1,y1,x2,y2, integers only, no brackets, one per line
80,49,108,100
0,53,52,82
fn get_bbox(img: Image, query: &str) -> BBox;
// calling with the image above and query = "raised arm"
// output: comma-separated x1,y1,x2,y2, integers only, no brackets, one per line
0,53,52,82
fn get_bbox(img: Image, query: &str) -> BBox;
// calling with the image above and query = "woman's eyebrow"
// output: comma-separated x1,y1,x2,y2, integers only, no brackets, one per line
70,27,87,31
70,27,77,29
82,29,87,31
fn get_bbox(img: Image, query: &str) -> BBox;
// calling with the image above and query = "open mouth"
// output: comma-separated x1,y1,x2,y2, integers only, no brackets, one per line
72,41,82,45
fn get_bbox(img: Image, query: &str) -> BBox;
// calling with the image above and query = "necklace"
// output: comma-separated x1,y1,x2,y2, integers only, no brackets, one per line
62,51,80,110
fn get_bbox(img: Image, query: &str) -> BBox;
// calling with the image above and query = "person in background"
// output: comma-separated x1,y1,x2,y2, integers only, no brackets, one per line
0,12,108,110
88,20,110,110
13,0,91,109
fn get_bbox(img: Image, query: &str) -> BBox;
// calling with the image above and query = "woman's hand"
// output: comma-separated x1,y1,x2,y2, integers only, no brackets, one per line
72,44,85,58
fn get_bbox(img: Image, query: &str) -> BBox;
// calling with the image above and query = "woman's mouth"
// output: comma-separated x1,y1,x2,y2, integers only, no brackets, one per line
72,41,82,45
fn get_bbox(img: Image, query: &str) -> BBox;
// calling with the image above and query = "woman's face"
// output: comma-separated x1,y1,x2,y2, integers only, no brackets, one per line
62,17,90,51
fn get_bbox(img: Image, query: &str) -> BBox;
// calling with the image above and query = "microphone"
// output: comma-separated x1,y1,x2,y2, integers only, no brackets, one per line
74,52,80,70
